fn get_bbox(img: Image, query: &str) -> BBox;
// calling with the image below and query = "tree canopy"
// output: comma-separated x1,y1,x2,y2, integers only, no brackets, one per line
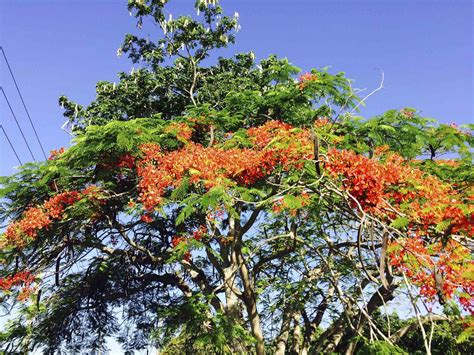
1,1,473,354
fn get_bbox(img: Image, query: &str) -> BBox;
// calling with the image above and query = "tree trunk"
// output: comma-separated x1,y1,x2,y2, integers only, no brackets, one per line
275,305,294,355
237,249,265,354
292,312,303,354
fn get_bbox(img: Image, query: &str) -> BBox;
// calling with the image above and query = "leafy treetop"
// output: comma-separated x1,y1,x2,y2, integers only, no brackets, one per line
1,1,473,354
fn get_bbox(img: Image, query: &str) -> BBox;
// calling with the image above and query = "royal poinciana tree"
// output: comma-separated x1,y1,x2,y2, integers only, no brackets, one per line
1,1,473,354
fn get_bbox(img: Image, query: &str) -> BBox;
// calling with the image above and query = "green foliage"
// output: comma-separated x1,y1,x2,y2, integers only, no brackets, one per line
358,310,474,355
358,341,407,355
0,1,473,354
398,318,474,355
389,216,409,230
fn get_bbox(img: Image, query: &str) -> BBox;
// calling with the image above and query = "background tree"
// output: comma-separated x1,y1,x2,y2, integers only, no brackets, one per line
1,1,473,354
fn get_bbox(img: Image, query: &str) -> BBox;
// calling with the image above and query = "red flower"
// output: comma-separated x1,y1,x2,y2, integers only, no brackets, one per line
141,214,153,223
298,72,318,90
48,147,65,160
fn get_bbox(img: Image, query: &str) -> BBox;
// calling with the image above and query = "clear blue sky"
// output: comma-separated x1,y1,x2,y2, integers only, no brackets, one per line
0,0,472,174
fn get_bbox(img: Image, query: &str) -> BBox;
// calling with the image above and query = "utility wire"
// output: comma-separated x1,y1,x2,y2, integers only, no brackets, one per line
0,46,47,159
0,124,23,165
1,86,36,161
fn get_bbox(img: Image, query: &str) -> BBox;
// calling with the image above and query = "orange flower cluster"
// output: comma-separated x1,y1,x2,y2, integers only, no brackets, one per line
192,225,207,241
0,270,35,301
389,237,473,313
116,153,136,169
400,109,415,118
99,153,136,171
247,120,294,147
298,72,318,90
326,150,433,211
137,121,312,211
326,150,473,238
324,148,472,310
314,117,330,128
170,226,207,262
433,159,460,167
164,122,194,141
43,191,80,219
137,143,265,209
171,236,191,261
141,214,153,223
272,191,311,216
171,236,186,248
206,209,226,223
247,120,313,163
3,191,81,248
398,182,473,238
327,149,386,211
48,147,66,160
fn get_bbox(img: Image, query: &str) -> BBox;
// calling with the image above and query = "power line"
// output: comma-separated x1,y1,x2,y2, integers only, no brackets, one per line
0,46,47,159
1,86,36,161
0,124,23,165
